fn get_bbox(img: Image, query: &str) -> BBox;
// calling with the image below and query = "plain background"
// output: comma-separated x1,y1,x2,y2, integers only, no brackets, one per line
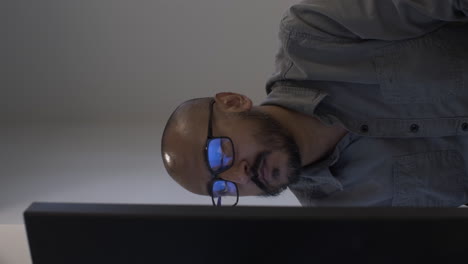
1,0,302,224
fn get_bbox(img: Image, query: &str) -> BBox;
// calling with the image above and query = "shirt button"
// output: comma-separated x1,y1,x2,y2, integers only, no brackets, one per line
462,122,468,131
360,125,369,133
410,124,419,133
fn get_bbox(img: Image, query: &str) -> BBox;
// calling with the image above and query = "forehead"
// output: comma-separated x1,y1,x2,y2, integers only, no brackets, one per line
163,103,214,195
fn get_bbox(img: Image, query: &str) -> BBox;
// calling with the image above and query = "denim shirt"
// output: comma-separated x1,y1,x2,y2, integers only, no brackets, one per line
261,0,468,206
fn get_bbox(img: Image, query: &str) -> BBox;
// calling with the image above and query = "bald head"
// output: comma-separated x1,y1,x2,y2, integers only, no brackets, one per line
161,97,213,195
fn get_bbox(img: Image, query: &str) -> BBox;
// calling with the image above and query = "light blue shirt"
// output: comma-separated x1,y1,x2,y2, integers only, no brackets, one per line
261,0,468,206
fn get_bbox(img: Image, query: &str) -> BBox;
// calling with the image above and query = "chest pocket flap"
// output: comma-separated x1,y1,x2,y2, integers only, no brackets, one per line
392,150,468,207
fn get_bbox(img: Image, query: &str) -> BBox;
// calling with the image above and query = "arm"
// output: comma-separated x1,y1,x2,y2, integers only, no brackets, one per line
283,0,468,40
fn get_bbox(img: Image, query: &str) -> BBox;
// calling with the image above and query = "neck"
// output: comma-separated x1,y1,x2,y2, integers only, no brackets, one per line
258,105,348,166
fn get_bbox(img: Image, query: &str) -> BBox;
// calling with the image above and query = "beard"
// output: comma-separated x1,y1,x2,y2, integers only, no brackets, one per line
229,108,302,197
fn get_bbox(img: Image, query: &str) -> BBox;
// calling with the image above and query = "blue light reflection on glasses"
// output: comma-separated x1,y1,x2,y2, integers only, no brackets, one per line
212,180,237,197
207,138,233,172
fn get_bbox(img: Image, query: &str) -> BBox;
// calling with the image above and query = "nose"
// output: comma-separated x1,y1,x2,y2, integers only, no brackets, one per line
219,160,250,185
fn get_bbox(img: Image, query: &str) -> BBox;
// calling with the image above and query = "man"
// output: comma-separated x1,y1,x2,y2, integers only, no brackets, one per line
161,0,468,207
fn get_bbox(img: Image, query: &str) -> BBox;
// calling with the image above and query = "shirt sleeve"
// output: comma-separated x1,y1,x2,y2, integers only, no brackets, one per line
282,0,468,41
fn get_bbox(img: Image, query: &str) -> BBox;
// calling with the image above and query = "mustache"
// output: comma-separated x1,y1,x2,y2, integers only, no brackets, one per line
251,151,270,180
251,151,282,196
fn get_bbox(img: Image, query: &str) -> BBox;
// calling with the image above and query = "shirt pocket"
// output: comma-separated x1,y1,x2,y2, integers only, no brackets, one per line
373,34,464,104
392,150,468,207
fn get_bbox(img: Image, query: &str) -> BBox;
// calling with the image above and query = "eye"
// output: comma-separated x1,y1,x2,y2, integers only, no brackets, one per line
221,140,228,152
219,187,228,195
213,181,229,195
223,156,233,165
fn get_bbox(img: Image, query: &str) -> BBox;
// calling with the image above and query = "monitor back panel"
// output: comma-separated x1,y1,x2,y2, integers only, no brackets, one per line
24,202,468,264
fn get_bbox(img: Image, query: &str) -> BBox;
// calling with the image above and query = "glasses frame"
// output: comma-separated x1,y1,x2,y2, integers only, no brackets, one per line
204,99,239,207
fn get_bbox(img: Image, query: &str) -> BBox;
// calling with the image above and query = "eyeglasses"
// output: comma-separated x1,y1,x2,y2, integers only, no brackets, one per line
205,99,239,207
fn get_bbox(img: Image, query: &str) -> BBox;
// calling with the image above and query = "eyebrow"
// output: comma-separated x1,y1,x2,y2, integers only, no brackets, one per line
205,100,213,196
202,148,213,195
205,179,212,196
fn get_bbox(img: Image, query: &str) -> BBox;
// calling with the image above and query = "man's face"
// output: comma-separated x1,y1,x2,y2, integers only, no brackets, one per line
162,94,303,199
211,104,302,197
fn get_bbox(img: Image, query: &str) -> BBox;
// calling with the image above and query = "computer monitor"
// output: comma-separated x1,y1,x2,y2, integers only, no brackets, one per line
24,202,468,264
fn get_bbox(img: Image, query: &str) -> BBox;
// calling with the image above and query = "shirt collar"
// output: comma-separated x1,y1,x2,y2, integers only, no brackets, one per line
260,83,328,117
260,84,357,195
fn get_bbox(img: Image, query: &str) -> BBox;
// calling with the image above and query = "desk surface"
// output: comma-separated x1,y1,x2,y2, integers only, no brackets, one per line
0,225,32,264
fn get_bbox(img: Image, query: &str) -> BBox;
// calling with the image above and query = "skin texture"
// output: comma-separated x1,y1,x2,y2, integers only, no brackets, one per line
161,92,348,197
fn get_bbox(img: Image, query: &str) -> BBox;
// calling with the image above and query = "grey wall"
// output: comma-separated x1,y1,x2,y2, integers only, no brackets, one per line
1,0,301,224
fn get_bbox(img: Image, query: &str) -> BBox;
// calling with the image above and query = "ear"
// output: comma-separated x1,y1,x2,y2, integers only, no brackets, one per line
214,92,252,113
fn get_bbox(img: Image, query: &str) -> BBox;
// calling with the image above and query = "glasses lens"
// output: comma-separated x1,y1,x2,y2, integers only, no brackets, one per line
212,180,238,206
207,138,234,173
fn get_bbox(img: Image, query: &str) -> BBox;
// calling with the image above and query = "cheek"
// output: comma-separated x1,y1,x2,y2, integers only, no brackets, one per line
269,151,289,165
237,183,263,197
231,136,262,163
